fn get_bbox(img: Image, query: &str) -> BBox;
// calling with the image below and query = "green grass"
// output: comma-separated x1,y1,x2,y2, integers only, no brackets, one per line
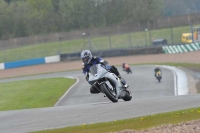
0,77,76,111
1,24,200,63
33,107,200,133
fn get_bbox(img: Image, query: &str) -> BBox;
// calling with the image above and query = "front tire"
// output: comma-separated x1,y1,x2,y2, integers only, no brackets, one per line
100,83,118,102
121,90,132,101
157,76,161,82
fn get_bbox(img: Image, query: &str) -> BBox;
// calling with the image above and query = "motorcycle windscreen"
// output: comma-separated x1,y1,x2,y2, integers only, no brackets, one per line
89,65,98,76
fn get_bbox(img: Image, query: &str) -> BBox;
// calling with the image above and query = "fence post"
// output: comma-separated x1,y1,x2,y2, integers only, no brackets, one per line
129,32,132,47
149,29,152,45
170,26,174,44
153,20,156,29
190,24,194,43
59,36,62,54
31,40,34,58
82,32,86,50
145,29,147,46
108,32,112,49
3,43,6,62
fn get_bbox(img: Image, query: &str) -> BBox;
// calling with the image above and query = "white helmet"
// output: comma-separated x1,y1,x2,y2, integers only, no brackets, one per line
80,50,92,64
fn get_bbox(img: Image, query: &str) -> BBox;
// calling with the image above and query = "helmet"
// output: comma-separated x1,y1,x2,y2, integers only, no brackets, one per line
80,50,92,64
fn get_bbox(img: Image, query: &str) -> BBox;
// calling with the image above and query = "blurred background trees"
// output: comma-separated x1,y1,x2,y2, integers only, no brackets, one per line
0,0,200,40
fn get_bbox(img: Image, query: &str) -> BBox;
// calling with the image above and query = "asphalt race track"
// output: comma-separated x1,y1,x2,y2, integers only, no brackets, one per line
0,65,200,133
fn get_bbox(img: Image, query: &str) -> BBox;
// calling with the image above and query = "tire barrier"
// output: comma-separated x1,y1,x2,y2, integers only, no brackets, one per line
162,43,200,54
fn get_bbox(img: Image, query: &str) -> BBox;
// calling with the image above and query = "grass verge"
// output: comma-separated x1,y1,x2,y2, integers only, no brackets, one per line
0,77,76,111
32,107,200,133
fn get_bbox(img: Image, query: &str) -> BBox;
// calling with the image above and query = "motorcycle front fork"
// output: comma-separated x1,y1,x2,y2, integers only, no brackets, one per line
93,82,102,93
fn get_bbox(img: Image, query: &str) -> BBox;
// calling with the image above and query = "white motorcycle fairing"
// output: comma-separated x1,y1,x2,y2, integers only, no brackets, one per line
88,64,132,102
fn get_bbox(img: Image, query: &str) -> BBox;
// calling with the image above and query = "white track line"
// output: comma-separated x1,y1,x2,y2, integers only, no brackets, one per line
161,66,188,95
172,69,178,96
54,77,79,106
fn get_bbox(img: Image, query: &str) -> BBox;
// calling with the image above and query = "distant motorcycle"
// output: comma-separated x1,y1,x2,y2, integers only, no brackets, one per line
122,63,132,74
88,64,132,102
124,67,132,74
155,71,162,82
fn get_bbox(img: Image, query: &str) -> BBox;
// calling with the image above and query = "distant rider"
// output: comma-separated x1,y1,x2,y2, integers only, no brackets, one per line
80,50,129,94
122,63,132,73
154,65,161,77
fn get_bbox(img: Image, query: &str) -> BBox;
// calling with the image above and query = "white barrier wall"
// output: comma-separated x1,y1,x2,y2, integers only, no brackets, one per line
0,63,5,70
0,55,61,70
45,55,60,63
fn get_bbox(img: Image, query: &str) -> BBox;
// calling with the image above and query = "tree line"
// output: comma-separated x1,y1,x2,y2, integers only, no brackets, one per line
1,0,200,40
163,0,200,16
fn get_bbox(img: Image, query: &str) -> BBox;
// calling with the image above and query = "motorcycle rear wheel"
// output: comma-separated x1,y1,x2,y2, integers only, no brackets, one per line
100,83,118,102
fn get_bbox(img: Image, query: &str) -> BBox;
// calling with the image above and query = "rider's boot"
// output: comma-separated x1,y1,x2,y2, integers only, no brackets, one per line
118,75,129,88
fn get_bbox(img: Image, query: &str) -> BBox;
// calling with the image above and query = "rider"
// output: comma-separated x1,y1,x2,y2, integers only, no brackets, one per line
122,63,132,73
80,50,129,94
154,65,161,77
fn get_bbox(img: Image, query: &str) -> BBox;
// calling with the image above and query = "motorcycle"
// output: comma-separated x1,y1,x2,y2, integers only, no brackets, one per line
155,71,162,82
88,64,132,102
123,67,132,74
122,63,132,74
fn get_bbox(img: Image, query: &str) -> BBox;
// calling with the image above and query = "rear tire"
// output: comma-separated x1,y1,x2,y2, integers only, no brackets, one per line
126,68,132,74
100,83,118,102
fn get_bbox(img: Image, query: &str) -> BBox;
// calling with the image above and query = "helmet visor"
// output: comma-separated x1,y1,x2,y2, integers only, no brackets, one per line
82,56,89,63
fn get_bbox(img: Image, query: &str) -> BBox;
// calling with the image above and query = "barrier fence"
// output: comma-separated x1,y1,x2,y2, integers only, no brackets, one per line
0,46,163,70
0,43,199,70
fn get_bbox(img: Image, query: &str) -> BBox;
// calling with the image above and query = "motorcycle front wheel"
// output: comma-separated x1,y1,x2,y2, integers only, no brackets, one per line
157,76,162,82
121,90,132,101
100,83,118,103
